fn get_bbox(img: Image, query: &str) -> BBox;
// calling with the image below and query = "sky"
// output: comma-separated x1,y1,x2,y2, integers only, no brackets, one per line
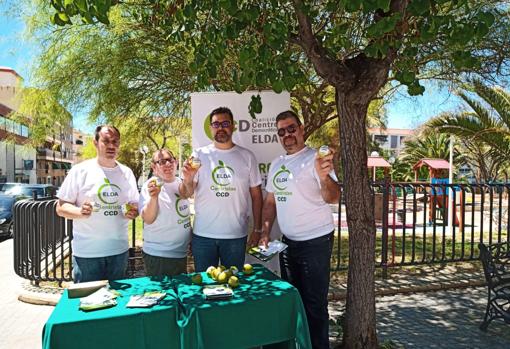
0,4,470,133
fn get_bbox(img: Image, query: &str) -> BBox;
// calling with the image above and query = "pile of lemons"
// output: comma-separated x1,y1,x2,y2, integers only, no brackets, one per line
190,263,254,288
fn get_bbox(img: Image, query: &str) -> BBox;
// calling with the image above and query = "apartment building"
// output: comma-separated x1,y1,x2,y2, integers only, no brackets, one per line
368,127,415,156
0,67,36,183
0,66,74,185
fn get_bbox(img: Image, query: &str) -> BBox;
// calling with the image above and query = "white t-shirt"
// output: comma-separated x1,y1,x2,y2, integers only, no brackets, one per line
266,146,336,241
57,158,139,258
139,177,191,258
192,144,262,239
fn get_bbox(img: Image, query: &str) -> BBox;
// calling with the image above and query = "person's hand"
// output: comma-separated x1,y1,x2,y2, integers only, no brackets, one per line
80,202,92,218
147,180,161,198
257,231,270,249
315,150,334,182
124,202,139,220
182,158,199,184
247,229,262,248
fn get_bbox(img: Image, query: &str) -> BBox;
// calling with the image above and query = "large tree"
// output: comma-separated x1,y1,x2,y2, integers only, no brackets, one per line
45,1,510,348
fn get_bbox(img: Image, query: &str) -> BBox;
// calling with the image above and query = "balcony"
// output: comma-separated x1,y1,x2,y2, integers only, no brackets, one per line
36,148,73,162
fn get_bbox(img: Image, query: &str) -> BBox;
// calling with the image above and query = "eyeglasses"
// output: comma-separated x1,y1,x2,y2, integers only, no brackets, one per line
277,124,298,137
154,158,175,166
210,120,232,129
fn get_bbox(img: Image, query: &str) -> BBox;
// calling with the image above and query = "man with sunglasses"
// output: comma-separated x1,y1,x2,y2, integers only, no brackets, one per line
56,125,139,283
139,149,191,276
257,110,340,349
181,106,263,271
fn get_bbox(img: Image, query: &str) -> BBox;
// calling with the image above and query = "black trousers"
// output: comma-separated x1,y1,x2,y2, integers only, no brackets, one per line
280,231,334,349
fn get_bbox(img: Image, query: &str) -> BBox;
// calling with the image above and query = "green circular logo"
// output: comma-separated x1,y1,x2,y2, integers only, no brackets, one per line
97,178,121,204
174,194,190,218
211,160,235,186
273,165,291,191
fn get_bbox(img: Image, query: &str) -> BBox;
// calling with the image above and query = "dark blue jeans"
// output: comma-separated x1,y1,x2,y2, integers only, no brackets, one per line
72,251,129,283
280,232,334,349
191,234,247,272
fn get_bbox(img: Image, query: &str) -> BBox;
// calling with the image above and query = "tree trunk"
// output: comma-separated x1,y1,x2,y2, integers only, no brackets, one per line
337,90,378,349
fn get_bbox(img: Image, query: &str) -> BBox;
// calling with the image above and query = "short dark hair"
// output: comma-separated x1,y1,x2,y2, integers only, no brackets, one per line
275,110,302,126
209,107,234,123
94,125,121,141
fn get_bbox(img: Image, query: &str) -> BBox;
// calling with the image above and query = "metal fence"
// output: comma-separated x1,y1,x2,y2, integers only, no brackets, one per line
13,198,138,285
12,183,510,283
333,182,510,273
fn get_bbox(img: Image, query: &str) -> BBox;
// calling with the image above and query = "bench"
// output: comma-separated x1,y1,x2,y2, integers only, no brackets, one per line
478,242,510,331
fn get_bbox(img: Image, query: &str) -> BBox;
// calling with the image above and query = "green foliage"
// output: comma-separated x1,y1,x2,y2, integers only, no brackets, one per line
10,87,72,146
427,81,510,181
396,131,465,181
45,0,509,101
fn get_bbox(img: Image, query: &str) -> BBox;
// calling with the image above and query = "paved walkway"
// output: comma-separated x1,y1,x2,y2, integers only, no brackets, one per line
329,287,510,348
1,236,510,349
0,238,53,349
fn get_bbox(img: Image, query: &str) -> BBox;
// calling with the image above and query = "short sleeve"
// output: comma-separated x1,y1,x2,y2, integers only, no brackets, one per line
191,149,200,183
247,150,262,188
127,169,140,203
57,167,79,204
265,162,276,193
138,181,149,214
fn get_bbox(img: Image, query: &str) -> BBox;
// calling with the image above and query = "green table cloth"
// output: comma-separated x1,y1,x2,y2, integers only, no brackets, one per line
42,265,312,349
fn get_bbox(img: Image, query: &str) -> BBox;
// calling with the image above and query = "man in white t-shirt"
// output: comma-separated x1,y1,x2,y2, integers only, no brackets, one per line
139,149,191,276
56,125,139,283
181,107,263,271
257,110,340,349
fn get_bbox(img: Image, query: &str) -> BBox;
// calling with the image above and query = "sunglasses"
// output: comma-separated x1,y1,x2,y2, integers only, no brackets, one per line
154,158,175,166
277,124,298,137
210,120,232,129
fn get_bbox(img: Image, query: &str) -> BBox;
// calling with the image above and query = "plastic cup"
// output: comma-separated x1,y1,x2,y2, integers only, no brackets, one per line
122,203,137,215
150,177,163,188
318,145,330,158
190,157,201,169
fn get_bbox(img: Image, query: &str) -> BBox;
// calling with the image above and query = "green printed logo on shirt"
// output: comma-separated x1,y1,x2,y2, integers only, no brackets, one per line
211,160,235,186
97,178,122,204
175,193,190,218
273,165,291,191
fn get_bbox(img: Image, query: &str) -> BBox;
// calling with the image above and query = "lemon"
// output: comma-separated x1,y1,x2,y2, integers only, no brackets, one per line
228,276,240,288
243,263,254,275
217,271,229,284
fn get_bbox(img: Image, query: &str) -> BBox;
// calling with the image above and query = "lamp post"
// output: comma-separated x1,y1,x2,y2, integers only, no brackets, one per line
139,145,149,184
388,156,396,181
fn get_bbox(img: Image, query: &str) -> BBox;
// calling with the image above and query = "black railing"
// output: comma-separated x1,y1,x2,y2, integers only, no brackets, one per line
13,199,138,285
12,183,510,283
333,182,510,273
13,199,72,285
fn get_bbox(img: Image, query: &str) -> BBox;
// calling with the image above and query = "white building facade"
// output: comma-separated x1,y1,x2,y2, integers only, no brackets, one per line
0,68,36,183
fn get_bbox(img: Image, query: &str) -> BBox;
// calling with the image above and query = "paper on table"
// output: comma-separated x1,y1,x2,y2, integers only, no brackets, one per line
202,285,233,300
126,291,167,308
248,240,288,262
79,286,119,311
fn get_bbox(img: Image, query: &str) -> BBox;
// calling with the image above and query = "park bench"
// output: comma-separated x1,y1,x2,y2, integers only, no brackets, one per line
478,242,510,331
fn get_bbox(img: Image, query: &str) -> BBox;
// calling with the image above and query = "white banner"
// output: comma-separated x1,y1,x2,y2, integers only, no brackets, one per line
191,91,290,274
191,90,290,189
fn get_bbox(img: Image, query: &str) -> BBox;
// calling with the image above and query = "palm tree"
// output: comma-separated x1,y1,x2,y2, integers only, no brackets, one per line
396,131,465,181
427,80,510,182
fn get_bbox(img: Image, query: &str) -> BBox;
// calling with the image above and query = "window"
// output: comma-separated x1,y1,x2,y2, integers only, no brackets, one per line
21,125,29,137
374,135,388,144
6,119,14,133
390,135,398,148
400,136,406,145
